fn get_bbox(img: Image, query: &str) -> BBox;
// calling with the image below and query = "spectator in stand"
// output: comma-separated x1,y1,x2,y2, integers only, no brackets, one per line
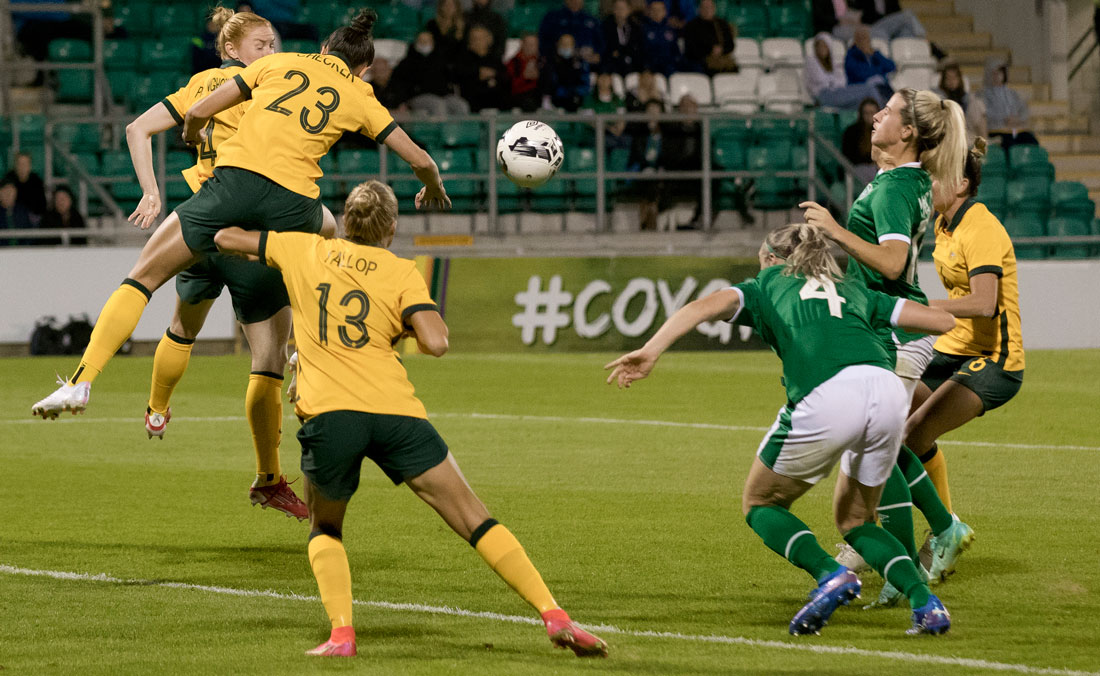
682,0,736,75
541,33,591,111
457,25,510,111
658,93,703,227
982,58,1038,150
641,0,681,77
2,152,46,218
934,63,987,143
583,73,630,147
426,0,467,60
845,25,894,88
1,180,35,245
602,0,644,76
850,0,926,41
507,33,542,111
625,69,665,111
663,0,697,29
841,97,879,185
41,186,86,245
392,31,471,116
805,33,886,109
539,0,603,69
368,56,404,110
466,0,508,62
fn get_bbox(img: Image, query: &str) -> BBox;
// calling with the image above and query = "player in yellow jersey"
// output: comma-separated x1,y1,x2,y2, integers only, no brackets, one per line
212,181,608,658
121,7,311,518
31,9,450,423
906,139,1024,582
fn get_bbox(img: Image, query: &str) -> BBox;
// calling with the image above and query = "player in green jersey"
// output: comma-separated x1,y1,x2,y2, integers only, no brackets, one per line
606,223,956,636
800,89,975,603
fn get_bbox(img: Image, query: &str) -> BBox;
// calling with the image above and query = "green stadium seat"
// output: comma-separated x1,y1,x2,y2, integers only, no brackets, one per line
54,122,101,152
282,39,316,54
103,40,139,69
1006,177,1050,210
1047,216,1090,259
1003,211,1046,259
437,149,481,211
567,147,598,210
977,175,1006,216
337,149,381,175
1051,180,1089,204
748,144,795,209
509,5,548,37
531,175,569,212
14,114,46,145
298,0,347,36
153,4,200,36
713,138,746,170
404,122,441,150
495,179,527,213
440,121,483,148
48,39,91,62
374,3,421,42
791,145,808,171
726,3,768,40
166,150,194,177
56,70,94,102
768,4,810,39
1007,143,1052,180
100,150,134,176
557,121,595,148
139,40,190,72
114,2,156,36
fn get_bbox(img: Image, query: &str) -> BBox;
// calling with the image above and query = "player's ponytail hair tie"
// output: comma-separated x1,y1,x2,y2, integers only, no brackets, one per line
324,8,378,70
344,180,399,246
765,223,843,282
211,6,272,61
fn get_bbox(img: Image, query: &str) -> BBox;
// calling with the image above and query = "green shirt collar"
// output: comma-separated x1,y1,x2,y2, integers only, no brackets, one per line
221,59,245,68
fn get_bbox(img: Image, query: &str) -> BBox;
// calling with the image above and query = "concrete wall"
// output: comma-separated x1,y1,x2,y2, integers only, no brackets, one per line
953,0,1057,86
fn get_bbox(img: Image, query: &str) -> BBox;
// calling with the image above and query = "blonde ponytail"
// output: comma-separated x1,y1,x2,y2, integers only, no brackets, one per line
763,223,843,281
898,88,969,192
344,180,398,245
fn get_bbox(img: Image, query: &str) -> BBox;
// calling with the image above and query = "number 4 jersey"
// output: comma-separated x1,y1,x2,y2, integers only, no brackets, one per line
731,265,906,405
218,51,398,200
260,231,439,420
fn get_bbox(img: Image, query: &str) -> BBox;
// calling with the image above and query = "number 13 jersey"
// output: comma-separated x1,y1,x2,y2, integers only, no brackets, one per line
218,51,398,199
260,231,439,420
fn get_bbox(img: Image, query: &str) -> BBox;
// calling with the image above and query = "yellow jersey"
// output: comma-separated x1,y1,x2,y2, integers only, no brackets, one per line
261,231,439,419
162,60,250,192
216,51,396,199
932,199,1025,371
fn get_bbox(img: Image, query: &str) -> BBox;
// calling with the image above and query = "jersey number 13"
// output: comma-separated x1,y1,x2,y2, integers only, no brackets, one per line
316,283,370,348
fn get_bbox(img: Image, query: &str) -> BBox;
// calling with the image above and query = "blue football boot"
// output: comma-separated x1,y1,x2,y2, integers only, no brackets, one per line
907,594,951,635
789,568,861,635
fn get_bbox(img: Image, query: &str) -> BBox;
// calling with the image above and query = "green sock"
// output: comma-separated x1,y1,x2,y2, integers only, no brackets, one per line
878,466,919,562
844,523,930,608
898,445,954,535
746,505,841,583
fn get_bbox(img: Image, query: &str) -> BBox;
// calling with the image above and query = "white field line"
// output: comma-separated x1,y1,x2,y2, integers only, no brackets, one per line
1,564,1096,676
2,410,1098,452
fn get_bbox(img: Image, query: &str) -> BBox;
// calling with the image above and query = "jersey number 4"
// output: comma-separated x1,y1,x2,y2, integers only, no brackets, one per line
316,283,370,348
265,70,341,135
799,278,847,318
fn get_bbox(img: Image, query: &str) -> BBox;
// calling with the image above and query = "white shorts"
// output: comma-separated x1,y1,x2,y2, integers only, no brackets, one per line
756,365,909,486
894,334,936,401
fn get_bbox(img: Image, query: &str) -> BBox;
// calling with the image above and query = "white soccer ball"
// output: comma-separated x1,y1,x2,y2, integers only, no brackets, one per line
497,120,564,189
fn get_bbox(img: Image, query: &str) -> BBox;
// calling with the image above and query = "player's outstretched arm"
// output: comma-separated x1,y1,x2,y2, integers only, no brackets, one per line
605,288,741,389
182,78,247,146
407,310,449,357
383,127,451,211
897,300,956,335
213,226,262,257
125,103,177,230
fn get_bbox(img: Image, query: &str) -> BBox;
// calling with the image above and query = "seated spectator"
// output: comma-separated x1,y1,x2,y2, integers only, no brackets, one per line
658,93,704,227
642,0,681,77
426,0,467,61
841,97,879,185
844,25,894,87
368,57,403,110
934,63,987,143
41,186,86,245
982,58,1039,150
601,0,644,76
1,180,35,245
541,33,591,111
625,69,665,111
392,31,470,116
539,0,603,68
683,0,736,75
851,0,926,42
584,73,630,147
466,0,508,62
2,152,46,218
457,25,510,111
805,33,886,109
663,0,697,30
507,33,542,111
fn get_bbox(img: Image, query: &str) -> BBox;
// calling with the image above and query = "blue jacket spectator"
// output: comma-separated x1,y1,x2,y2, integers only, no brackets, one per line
664,0,697,28
844,25,895,86
539,0,603,67
541,33,591,111
1,181,36,246
601,0,644,76
641,0,681,77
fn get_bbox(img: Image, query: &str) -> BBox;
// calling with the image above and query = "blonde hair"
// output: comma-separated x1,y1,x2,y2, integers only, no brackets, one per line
897,88,968,191
763,223,843,281
344,180,398,245
210,7,272,60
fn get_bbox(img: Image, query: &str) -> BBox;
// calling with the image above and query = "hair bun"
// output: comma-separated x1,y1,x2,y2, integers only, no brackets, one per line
208,6,235,32
349,8,378,36
971,136,988,161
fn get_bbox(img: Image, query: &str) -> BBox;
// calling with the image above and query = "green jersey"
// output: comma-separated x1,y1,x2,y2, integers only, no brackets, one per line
845,164,933,344
732,265,905,405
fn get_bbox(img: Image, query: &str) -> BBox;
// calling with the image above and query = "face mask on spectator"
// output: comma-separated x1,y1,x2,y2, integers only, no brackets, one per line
558,47,574,58
415,42,433,56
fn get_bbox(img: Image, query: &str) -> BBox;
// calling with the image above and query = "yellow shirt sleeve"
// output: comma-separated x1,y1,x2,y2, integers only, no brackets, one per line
260,230,314,271
357,84,397,140
161,81,193,126
232,53,277,100
397,264,438,326
960,217,1010,278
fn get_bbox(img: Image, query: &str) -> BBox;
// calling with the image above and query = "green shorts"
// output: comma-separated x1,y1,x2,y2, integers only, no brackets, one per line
175,254,290,324
921,350,1023,413
176,166,323,254
297,410,449,501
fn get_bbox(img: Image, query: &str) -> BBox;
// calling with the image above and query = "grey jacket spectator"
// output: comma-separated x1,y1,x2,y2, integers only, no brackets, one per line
682,0,736,74
2,152,47,216
601,0,644,76
982,58,1037,149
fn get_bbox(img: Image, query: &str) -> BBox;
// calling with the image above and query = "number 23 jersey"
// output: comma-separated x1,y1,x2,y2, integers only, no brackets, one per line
261,231,439,420
217,51,398,200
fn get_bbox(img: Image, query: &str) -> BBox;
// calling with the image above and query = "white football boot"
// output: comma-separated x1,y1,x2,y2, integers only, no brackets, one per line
31,377,91,419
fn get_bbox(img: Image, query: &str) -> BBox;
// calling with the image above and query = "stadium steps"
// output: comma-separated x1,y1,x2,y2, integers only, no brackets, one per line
920,14,973,34
932,32,992,51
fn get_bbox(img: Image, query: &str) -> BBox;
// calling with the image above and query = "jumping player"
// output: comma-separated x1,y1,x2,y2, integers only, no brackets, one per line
214,180,608,658
606,223,956,636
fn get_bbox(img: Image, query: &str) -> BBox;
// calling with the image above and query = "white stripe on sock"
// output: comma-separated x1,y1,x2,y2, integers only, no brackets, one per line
882,555,909,581
907,471,929,488
877,502,914,511
784,530,814,561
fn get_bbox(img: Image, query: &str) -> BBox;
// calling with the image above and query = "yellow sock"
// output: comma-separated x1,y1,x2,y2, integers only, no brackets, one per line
922,449,953,513
70,280,150,385
148,330,194,413
246,372,283,485
308,534,353,630
472,520,559,614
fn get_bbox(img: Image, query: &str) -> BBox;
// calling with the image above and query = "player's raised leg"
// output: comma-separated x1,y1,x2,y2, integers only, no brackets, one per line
406,453,608,657
301,477,356,657
145,297,215,438
32,214,198,418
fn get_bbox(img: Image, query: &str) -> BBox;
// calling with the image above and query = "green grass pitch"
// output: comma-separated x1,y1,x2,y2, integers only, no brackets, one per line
2,350,1099,675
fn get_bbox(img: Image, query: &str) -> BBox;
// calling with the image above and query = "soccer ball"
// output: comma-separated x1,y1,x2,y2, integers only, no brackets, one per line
497,120,564,188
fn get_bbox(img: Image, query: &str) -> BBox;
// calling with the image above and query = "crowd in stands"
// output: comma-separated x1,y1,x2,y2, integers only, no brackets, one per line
1,152,86,245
